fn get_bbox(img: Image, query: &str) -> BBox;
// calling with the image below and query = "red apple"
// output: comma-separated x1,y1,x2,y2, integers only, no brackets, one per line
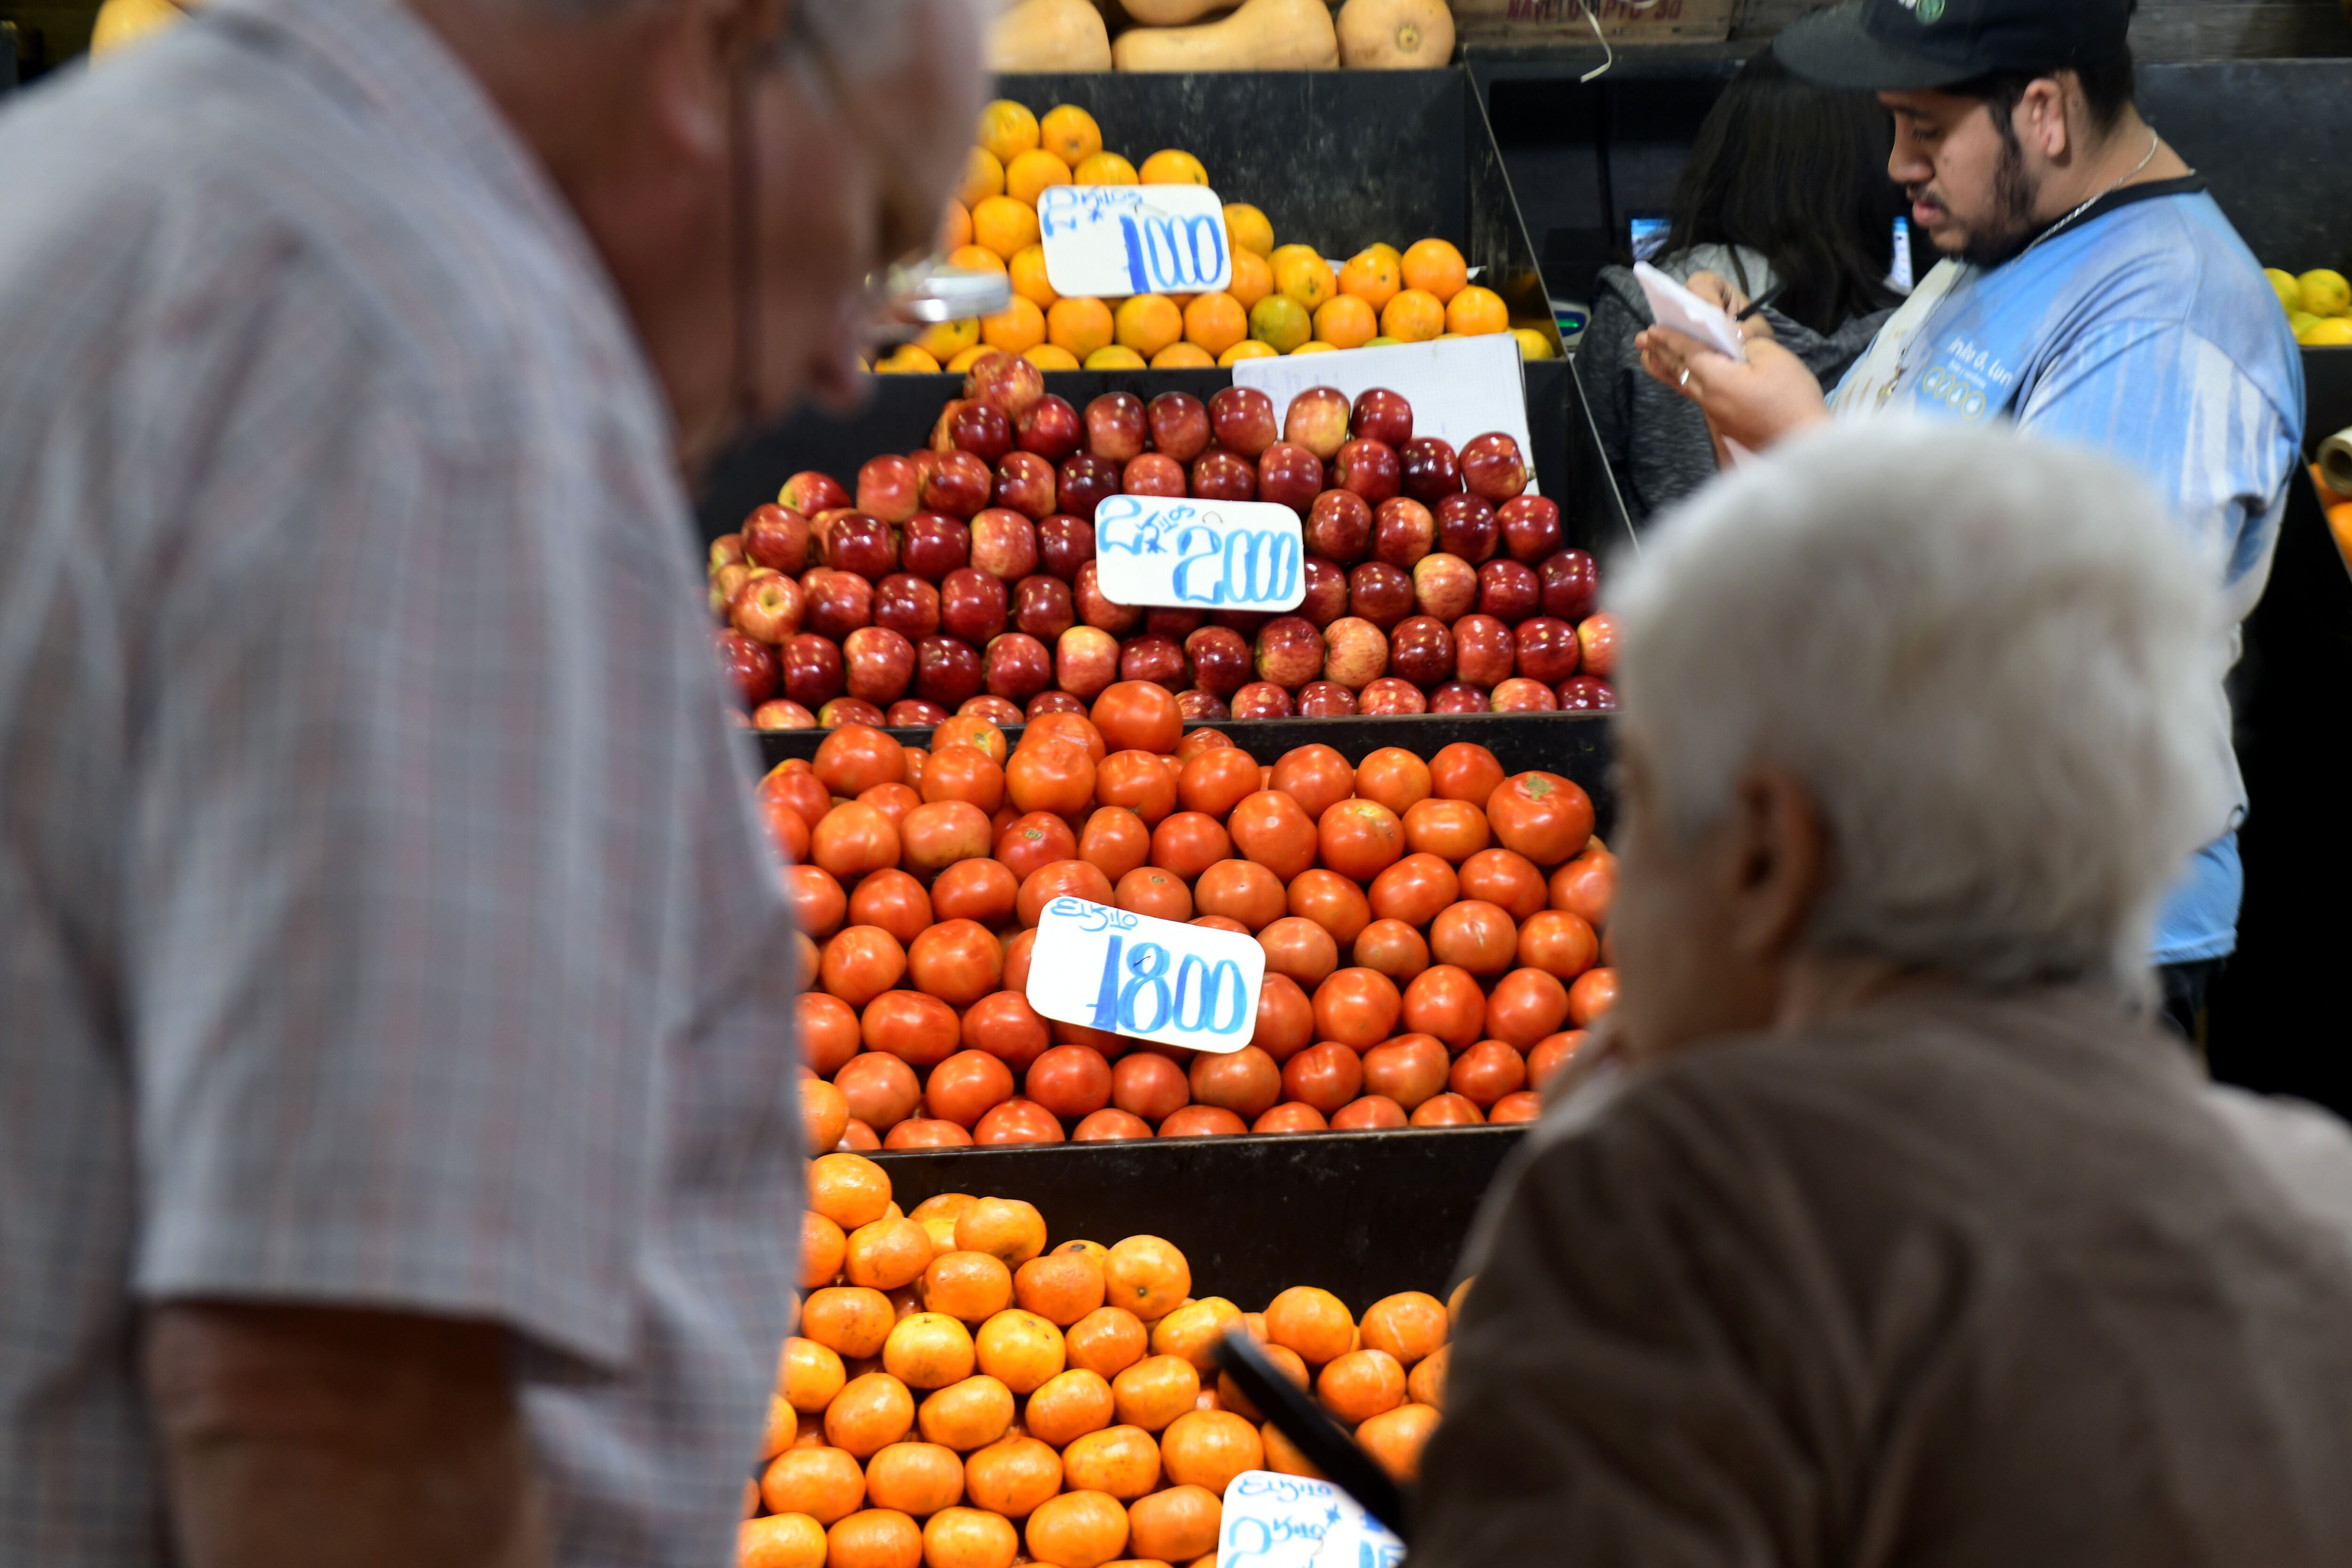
1461,432,1530,504
1057,454,1121,520
751,698,817,730
731,571,804,645
1254,616,1325,691
710,562,752,620
1028,690,1089,718
994,451,1059,520
1435,493,1498,564
1513,616,1580,684
970,508,1040,582
857,455,922,525
1300,558,1349,628
939,567,1009,644
1017,394,1084,462
1282,386,1353,461
1145,607,1206,642
1119,635,1188,692
887,698,950,728
1184,625,1252,700
1085,392,1148,463
818,697,888,729
1320,616,1390,690
1191,450,1256,502
1306,489,1374,564
1209,386,1279,458
743,504,811,573
923,450,994,520
716,631,778,708
709,533,746,573
810,507,860,568
782,632,845,709
873,573,940,641
1490,677,1558,712
1014,574,1076,641
965,351,1046,419
1038,514,1096,581
1357,677,1427,715
844,626,915,705
1147,392,1212,462
1478,559,1540,624
1451,613,1516,687
1372,496,1436,569
1335,439,1401,505
983,631,1054,701
1497,494,1562,565
1576,611,1618,677
1229,681,1294,720
782,471,851,517
1123,453,1187,498
1296,681,1357,717
960,694,1025,726
827,513,898,581
1399,437,1462,506
915,635,985,709
1348,388,1414,447
803,567,874,639
1556,676,1615,711
1348,561,1415,631
949,400,1015,464
1387,616,1454,689
902,512,970,581
1056,625,1121,699
1538,548,1601,621
1410,552,1478,622
1257,443,1324,517
1429,681,1489,714
1212,608,1271,638
1176,689,1230,722
1073,560,1140,635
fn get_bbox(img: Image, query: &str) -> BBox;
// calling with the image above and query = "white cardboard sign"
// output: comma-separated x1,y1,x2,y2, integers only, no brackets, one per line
1217,1471,1407,1568
1025,898,1263,1055
1039,183,1233,299
1230,334,1542,496
1091,494,1307,613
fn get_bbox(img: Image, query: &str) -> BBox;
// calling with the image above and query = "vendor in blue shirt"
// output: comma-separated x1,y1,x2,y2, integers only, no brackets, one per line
1636,0,2304,1041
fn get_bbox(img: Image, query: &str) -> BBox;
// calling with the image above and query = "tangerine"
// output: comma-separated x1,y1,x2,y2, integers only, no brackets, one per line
803,1210,848,1291
954,1196,1049,1267
1406,1342,1449,1408
972,196,1041,262
1025,1367,1117,1447
1110,1354,1200,1432
1126,1483,1221,1564
1005,148,1071,207
1137,149,1208,186
977,100,1041,165
830,1507,925,1568
1065,1305,1151,1379
1222,202,1276,257
1025,1489,1132,1568
1160,1409,1264,1494
1227,248,1275,310
919,1374,1017,1451
1445,285,1508,335
923,1506,1020,1568
974,1308,1066,1393
866,1441,969,1517
1356,1402,1438,1482
1316,1349,1406,1425
781,1336,848,1412
1149,1297,1242,1370
741,1512,828,1568
964,1434,1063,1519
1313,294,1378,350
1040,104,1103,165
1061,1424,1162,1499
1380,288,1446,342
762,1445,866,1524
1339,248,1402,310
1102,1237,1192,1321
1359,1292,1447,1366
1263,1286,1354,1366
826,1372,918,1458
885,1313,977,1389
1399,238,1468,302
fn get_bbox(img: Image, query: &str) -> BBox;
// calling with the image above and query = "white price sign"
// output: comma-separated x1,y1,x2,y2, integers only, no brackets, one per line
1025,898,1263,1055
1039,183,1233,299
1092,494,1306,613
1217,1472,1406,1568
1231,334,1541,495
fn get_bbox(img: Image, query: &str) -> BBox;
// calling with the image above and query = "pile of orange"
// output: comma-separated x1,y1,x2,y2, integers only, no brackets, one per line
744,1158,1459,1568
768,681,1618,1152
874,101,1550,376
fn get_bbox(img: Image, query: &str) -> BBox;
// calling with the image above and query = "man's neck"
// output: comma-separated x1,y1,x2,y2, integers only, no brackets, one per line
2031,105,2193,225
1772,951,1958,1033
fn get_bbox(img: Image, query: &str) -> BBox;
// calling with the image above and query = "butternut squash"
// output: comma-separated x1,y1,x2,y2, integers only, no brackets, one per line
1119,0,1232,24
1112,0,1341,71
1336,0,1454,67
990,0,1115,72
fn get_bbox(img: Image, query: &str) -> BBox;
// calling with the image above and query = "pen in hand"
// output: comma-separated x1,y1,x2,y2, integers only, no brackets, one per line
1734,283,1787,322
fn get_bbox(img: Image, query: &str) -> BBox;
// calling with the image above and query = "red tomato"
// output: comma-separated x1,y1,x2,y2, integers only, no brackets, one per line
1352,747,1432,817
1487,1090,1542,1123
1090,680,1182,755
1399,799,1489,864
1026,1044,1114,1119
857,783,922,833
785,864,849,939
1287,869,1372,946
1351,919,1430,986
974,1098,1067,1145
820,926,907,1006
1159,1105,1248,1138
860,990,961,1068
1526,1029,1589,1090
1400,966,1485,1050
1429,900,1518,978
924,1050,1017,1128
1254,1103,1329,1134
1516,910,1598,982
799,992,862,1075
1258,916,1340,989
1281,1042,1365,1115
1366,853,1459,927
1177,747,1262,820
1005,738,1097,817
996,812,1080,880
884,1117,974,1148
1447,1040,1527,1107
1096,750,1177,825
1484,968,1569,1050
1330,1094,1407,1130
1188,1045,1281,1119
1229,791,1318,881
848,867,932,945
1249,973,1316,1063
922,744,1007,812
815,724,907,796
1079,807,1152,882
1360,1035,1449,1111
1020,711,1105,762
1073,1108,1156,1141
907,918,1004,1006
1001,928,1037,994
1409,1091,1485,1127
1116,866,1193,922
789,930,821,994
763,802,810,864
1194,860,1288,931
1549,852,1616,930
1017,859,1117,926
812,802,901,880
833,1050,919,1131
1485,772,1596,867
1457,849,1547,921
835,1118,881,1150
1269,745,1354,820
1191,914,1251,935
930,857,1020,927
1312,968,1403,1050
1427,742,1504,807
1150,811,1232,879
932,715,1009,765
1317,799,1406,883
760,760,834,831
1111,1051,1192,1122
1566,967,1618,1027
1174,727,1233,761
962,990,1053,1073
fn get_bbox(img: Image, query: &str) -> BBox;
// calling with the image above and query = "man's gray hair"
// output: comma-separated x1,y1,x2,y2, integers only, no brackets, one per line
1610,419,2233,992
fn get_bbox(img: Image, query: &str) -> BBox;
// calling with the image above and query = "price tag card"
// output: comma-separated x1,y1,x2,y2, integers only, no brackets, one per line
1216,1472,1406,1568
1092,494,1306,613
1039,183,1233,299
1025,898,1263,1055
1230,334,1541,496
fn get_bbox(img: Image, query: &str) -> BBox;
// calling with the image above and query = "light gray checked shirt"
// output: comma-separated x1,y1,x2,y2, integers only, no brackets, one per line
0,0,801,1561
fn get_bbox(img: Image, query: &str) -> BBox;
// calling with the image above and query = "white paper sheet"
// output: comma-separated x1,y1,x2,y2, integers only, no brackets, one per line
1230,334,1540,496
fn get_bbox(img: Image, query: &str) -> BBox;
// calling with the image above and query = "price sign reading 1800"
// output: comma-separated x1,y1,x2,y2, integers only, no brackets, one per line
1038,183,1233,299
1092,495,1306,613
1025,899,1264,1055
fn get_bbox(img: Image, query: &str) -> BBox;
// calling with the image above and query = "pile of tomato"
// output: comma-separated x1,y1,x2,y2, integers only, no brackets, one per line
744,1151,1458,1568
769,677,1615,1149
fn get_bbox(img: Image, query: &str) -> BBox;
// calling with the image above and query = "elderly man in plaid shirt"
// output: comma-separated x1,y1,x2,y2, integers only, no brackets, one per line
0,0,979,1564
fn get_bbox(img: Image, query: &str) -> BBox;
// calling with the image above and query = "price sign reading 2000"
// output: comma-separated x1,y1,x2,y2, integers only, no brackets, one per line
1092,496,1307,613
1024,898,1265,1056
1037,184,1234,300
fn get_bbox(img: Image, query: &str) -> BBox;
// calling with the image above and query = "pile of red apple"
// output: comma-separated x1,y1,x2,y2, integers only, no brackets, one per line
708,351,1618,731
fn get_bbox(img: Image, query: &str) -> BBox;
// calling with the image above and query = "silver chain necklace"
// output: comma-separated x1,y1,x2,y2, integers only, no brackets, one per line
2018,129,2163,256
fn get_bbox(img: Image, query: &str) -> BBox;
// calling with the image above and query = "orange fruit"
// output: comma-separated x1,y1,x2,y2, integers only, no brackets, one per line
912,1194,978,1224
740,1512,828,1568
1040,104,1103,166
1359,1291,1447,1366
1356,1402,1438,1482
1101,1237,1191,1320
924,1250,1016,1324
923,1506,1020,1568
1138,149,1208,186
938,200,973,253
1026,1488,1131,1568
864,1441,968,1517
1226,248,1274,310
1065,1305,1150,1380
830,1507,924,1568
1446,284,1508,336
1126,1484,1221,1564
1400,238,1469,302
1015,1250,1108,1326
803,1074,850,1158
885,1312,977,1389
1260,1419,1323,1478
1086,346,1146,369
1026,344,1081,372
914,318,982,369
762,1444,867,1523
1316,1348,1406,1425
1405,1342,1448,1409
977,100,1041,167
974,1307,1066,1393
810,1153,893,1230
1512,326,1555,358
827,1371,918,1457
972,196,1041,262
980,297,1048,354
1293,341,1338,354
1148,1297,1241,1370
1339,248,1401,310
1009,245,1059,310
917,1373,1016,1452
1073,151,1139,186
965,1433,1064,1519
1006,148,1072,208
1047,297,1116,362
1062,1424,1162,1500
1159,1409,1263,1494
955,1198,1049,1266
1114,295,1184,359
947,243,1008,276
804,1286,897,1359
1109,1354,1199,1432
1270,245,1337,313
781,1336,848,1413
802,1210,848,1290
1448,1276,1473,1325
874,345,940,375
1025,1367,1117,1447
1313,294,1377,350
761,1393,796,1461
1055,1239,1109,1264
1152,342,1216,368
1181,292,1248,357
848,1217,936,1291
1263,1286,1354,1366
959,148,1005,210
1380,288,1445,343
1222,203,1276,258
1218,340,1276,366
1214,1341,1307,1422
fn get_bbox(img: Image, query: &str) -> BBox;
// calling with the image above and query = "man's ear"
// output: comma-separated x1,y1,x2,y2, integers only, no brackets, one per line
1723,763,1828,963
639,0,753,164
2015,76,2072,161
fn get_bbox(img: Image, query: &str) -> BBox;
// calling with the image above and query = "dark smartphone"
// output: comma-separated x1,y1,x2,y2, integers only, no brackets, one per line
1213,1332,1412,1540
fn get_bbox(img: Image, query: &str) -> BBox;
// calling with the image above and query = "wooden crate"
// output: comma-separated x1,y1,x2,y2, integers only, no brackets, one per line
1453,0,1745,46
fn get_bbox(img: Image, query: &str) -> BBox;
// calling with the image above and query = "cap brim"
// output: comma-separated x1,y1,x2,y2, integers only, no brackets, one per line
1772,2,1980,91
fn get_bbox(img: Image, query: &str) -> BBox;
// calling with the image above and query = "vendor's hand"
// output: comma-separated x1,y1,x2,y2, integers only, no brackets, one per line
1636,326,1829,455
1683,271,1776,344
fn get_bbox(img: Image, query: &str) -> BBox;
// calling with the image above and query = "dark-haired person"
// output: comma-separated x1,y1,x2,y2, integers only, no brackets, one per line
1636,0,2301,1036
1581,51,1904,520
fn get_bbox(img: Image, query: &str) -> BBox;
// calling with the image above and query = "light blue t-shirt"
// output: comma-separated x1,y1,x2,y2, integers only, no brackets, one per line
1833,183,2305,964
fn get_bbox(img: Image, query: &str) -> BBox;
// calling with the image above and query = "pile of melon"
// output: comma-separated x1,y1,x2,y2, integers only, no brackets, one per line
993,0,1454,73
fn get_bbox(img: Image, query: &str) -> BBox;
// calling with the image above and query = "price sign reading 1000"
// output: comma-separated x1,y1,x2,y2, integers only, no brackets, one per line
1037,184,1234,300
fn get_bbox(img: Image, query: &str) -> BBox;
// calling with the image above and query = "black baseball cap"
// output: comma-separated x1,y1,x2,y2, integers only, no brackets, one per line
1774,0,2134,91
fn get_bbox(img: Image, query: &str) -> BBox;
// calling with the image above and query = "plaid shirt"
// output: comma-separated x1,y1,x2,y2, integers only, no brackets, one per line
0,0,801,1561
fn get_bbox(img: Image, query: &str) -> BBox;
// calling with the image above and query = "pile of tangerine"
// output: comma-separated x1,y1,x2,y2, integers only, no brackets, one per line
770,679,1616,1150
744,1152,1459,1568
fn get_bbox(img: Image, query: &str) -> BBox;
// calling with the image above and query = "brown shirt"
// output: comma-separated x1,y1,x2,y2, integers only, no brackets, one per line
1415,987,2352,1568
